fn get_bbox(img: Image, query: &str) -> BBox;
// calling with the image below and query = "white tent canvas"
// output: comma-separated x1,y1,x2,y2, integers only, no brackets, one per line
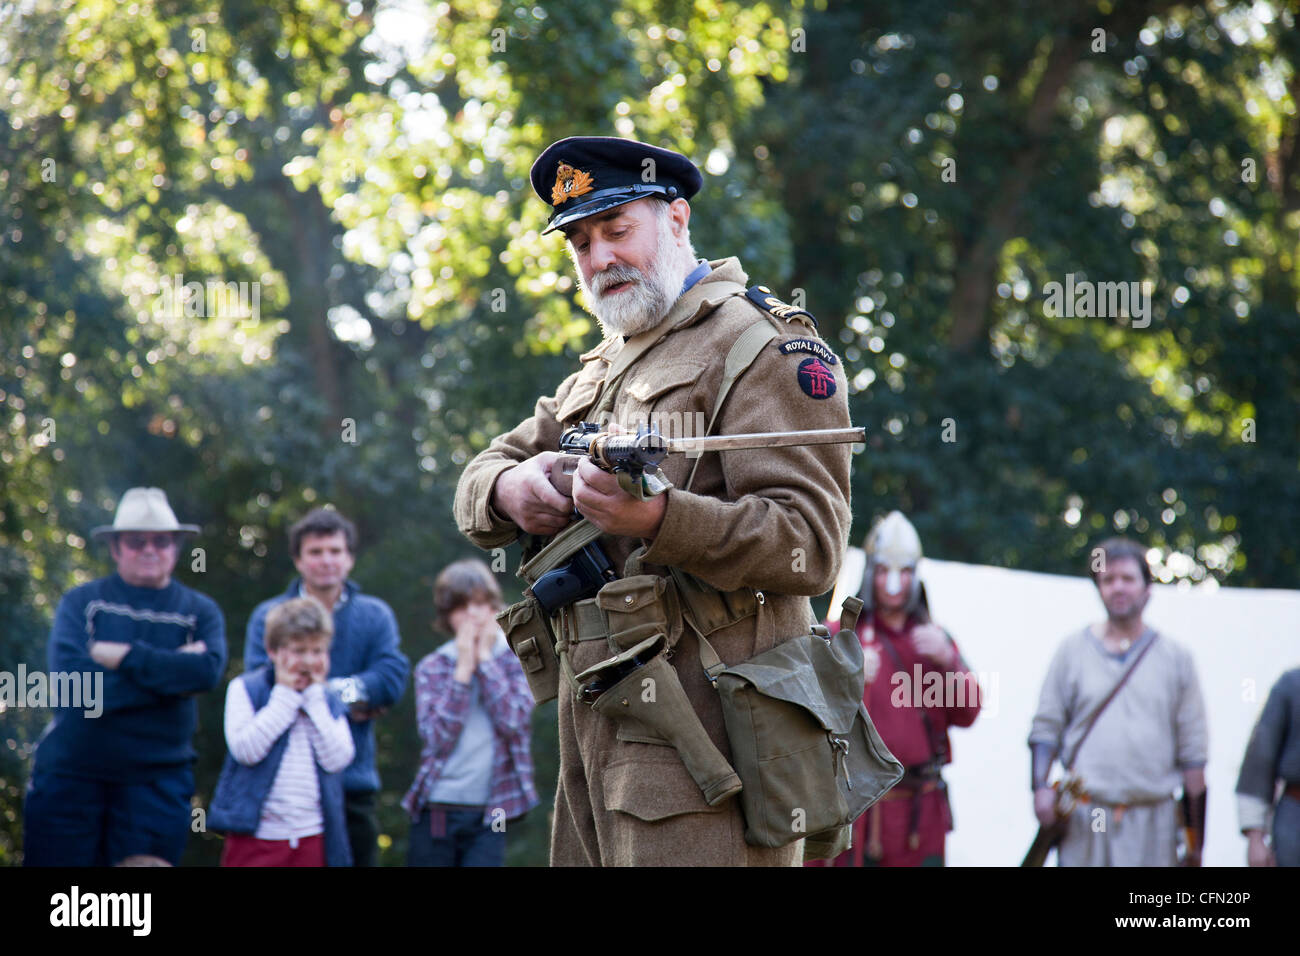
827,550,1300,867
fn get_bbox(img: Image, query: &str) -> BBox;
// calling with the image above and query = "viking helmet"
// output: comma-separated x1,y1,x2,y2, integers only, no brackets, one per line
856,510,927,616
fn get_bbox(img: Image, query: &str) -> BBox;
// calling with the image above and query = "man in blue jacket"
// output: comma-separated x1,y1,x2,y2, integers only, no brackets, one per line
245,508,409,866
23,487,227,866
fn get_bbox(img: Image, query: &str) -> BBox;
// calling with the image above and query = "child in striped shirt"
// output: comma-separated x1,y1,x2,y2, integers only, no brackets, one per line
209,597,355,866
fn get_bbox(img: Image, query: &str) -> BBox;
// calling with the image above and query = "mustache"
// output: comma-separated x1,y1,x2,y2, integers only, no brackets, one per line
591,264,644,295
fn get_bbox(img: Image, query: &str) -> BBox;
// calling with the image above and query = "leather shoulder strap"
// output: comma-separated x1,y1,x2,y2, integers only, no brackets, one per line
875,623,950,763
1064,631,1160,771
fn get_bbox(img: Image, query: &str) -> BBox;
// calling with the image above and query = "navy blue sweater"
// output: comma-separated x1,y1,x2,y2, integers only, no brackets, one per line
245,579,408,793
37,573,227,782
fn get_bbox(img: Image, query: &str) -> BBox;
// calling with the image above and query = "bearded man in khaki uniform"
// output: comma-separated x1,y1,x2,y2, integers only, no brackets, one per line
454,136,854,866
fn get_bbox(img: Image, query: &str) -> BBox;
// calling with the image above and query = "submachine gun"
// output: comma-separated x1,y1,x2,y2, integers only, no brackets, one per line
531,421,866,616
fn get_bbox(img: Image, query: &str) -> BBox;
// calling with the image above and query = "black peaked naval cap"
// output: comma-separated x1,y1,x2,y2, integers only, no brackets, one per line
530,136,704,235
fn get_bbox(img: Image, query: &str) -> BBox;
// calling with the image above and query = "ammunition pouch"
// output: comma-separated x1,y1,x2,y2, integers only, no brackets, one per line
585,572,685,744
571,549,746,806
668,566,758,638
501,519,608,705
596,573,684,653
697,596,904,852
497,595,560,705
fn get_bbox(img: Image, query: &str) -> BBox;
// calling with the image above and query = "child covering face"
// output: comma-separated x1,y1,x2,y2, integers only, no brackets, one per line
208,597,356,866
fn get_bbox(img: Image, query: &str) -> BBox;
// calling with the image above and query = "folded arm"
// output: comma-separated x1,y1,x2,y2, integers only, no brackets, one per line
115,599,226,696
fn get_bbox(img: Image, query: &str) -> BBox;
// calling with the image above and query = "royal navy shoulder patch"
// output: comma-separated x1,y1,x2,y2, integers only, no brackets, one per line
745,285,817,329
776,338,838,365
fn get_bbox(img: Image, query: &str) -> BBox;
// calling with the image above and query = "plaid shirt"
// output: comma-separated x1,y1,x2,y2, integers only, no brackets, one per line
401,644,538,825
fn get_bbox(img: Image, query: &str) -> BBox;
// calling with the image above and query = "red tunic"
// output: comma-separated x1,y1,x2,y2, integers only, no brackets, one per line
807,611,980,867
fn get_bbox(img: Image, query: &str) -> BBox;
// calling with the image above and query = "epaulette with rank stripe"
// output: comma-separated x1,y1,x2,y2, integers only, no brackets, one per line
745,285,817,330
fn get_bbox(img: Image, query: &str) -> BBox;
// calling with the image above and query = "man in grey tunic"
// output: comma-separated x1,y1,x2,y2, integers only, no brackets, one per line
1236,667,1300,866
1028,538,1208,866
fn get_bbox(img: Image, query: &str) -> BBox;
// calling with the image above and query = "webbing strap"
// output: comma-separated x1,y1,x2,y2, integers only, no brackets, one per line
681,310,782,681
556,629,583,696
570,600,608,642
839,596,864,637
591,332,660,421
518,518,604,585
695,632,727,685
684,316,780,491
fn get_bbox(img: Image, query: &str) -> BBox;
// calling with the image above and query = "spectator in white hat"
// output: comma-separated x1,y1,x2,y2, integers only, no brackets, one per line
23,487,227,866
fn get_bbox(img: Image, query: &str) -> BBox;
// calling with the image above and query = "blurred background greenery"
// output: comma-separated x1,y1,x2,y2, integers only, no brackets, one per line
2,0,1296,865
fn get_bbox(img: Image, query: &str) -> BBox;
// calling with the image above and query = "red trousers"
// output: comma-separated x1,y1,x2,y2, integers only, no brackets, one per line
807,788,949,867
220,832,325,867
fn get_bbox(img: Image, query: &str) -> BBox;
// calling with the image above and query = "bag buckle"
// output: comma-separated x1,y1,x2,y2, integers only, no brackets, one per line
830,735,852,791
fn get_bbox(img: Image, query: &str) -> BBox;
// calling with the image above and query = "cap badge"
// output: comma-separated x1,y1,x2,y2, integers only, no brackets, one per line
552,162,595,205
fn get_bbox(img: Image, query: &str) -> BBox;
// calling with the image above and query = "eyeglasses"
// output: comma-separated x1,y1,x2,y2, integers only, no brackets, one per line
118,534,178,551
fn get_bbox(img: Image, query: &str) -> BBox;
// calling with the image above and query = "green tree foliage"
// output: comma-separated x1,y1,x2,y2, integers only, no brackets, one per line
754,1,1297,583
1,0,1295,865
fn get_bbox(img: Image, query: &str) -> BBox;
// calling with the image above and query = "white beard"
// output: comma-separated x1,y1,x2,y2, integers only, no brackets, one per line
578,215,691,338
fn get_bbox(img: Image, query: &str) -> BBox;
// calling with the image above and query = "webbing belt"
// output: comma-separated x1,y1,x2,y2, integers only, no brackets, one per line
568,599,608,643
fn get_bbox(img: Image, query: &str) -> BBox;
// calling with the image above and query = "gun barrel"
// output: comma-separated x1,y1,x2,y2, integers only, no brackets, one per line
549,425,865,498
666,426,866,454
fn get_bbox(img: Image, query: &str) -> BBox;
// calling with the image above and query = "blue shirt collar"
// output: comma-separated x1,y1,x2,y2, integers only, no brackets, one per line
680,259,711,295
